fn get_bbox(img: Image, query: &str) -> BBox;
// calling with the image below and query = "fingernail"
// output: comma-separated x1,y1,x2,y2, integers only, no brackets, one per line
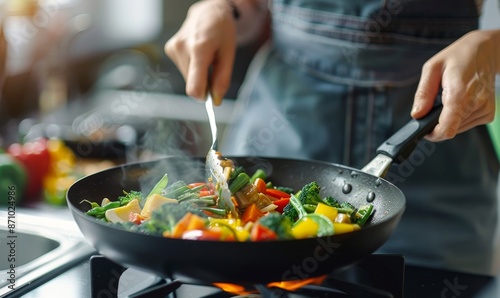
212,93,223,106
411,105,420,115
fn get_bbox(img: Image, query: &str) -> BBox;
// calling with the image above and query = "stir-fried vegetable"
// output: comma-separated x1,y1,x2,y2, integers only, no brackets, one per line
81,158,374,241
289,193,334,238
282,181,324,222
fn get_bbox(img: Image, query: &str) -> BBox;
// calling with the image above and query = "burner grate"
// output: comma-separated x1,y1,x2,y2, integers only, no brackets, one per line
90,254,404,298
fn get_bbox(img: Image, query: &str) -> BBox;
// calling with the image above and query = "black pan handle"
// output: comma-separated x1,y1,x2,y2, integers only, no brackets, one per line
376,96,443,163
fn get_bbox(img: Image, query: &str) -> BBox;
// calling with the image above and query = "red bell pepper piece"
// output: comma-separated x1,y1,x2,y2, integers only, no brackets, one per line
250,222,278,241
273,197,290,213
187,182,208,191
265,188,291,200
7,138,51,201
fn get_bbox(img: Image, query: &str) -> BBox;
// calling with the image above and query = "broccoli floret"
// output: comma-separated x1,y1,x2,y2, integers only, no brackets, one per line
257,212,294,239
323,196,340,208
298,181,324,205
282,200,298,222
118,190,143,206
282,182,323,222
140,202,207,235
112,221,152,235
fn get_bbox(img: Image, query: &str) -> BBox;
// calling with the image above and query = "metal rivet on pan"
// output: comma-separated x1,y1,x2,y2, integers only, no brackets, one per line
342,183,352,194
367,191,376,202
350,171,358,178
375,179,382,187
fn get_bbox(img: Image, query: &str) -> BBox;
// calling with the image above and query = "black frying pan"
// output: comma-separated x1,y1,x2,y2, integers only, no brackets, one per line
67,104,442,284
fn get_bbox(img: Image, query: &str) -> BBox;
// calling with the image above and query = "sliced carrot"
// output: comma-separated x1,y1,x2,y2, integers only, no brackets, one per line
241,203,265,224
254,178,267,194
186,214,207,231
171,213,193,238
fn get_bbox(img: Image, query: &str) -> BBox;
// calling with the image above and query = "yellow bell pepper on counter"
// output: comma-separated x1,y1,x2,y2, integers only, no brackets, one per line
42,139,78,205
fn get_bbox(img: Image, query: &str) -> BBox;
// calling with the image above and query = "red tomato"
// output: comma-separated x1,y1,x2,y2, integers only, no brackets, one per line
129,212,145,225
273,197,290,213
250,223,278,241
265,188,291,200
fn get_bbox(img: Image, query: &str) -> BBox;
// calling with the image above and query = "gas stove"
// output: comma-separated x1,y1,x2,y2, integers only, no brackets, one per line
90,254,404,298
15,251,499,298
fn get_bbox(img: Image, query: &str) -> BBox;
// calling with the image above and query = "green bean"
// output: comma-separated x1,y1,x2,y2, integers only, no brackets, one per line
249,169,267,183
86,201,120,217
229,173,250,193
200,207,227,216
189,198,216,207
80,199,100,209
147,174,169,198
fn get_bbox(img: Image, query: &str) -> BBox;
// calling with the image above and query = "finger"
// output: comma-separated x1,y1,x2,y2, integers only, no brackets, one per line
426,89,466,142
456,101,496,133
185,49,214,101
412,59,443,119
165,38,189,79
210,41,236,106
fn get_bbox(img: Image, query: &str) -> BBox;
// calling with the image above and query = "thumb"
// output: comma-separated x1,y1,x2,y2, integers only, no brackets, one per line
412,61,443,119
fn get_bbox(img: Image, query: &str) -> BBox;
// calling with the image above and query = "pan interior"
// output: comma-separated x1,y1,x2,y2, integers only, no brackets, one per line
68,156,404,230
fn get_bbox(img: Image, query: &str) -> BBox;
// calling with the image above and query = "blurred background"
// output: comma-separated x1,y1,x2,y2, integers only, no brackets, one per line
0,0,498,207
0,0,263,206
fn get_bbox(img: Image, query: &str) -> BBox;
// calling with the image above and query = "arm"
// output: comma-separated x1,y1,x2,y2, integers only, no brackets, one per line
411,29,500,142
164,0,269,105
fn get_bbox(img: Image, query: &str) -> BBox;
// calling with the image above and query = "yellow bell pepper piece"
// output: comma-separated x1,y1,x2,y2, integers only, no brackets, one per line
332,223,361,234
314,203,338,222
105,199,142,223
208,220,249,241
140,193,178,219
291,217,319,239
208,218,242,228
47,139,76,176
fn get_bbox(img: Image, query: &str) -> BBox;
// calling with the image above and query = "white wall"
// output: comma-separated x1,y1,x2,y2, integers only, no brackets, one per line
481,0,500,29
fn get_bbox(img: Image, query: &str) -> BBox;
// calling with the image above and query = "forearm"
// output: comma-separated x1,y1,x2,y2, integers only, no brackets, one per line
493,29,500,73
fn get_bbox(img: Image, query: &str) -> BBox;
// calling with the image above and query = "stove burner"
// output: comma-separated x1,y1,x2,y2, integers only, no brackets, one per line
90,254,404,298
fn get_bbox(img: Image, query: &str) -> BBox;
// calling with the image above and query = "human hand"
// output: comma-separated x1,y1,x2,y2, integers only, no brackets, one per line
165,0,237,105
411,29,500,142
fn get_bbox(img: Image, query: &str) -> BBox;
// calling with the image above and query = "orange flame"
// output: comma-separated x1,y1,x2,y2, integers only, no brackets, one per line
267,275,327,291
212,283,255,295
214,275,327,295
